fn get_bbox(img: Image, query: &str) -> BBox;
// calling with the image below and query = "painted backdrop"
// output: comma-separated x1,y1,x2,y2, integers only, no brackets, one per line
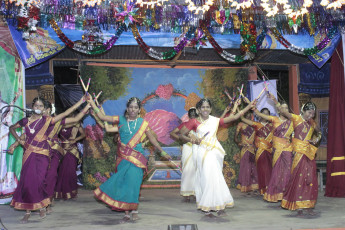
80,65,248,189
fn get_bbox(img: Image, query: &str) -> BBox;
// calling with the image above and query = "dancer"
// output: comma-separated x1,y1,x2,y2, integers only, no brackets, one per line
241,108,273,195
88,96,171,223
179,97,256,217
235,110,259,194
170,107,198,202
251,101,294,202
276,99,321,215
55,118,85,200
8,96,89,223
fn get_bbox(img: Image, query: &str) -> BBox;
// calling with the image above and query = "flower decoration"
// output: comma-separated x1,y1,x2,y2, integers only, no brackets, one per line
155,84,174,100
223,161,236,187
115,0,139,28
233,153,241,164
188,28,207,50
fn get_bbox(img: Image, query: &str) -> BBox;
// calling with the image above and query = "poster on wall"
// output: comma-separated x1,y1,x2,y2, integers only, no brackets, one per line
0,44,25,204
80,65,248,189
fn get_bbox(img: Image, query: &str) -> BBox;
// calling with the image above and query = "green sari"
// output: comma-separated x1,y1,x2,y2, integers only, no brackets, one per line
94,116,148,211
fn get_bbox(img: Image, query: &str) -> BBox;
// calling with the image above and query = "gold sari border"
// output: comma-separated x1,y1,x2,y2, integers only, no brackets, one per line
180,191,195,196
55,190,78,200
197,202,234,212
263,192,283,202
236,184,259,193
10,197,51,211
94,188,138,211
281,199,316,210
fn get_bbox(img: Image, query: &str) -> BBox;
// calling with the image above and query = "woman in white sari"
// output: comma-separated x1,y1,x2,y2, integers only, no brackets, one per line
170,108,198,202
180,98,256,217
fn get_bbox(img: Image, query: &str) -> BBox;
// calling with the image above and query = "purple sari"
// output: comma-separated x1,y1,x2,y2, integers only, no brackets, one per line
10,116,52,210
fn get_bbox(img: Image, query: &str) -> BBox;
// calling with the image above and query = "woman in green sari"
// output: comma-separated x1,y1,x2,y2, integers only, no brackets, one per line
88,97,170,223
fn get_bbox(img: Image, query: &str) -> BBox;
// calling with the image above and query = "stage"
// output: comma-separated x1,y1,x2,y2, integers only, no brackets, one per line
0,189,345,230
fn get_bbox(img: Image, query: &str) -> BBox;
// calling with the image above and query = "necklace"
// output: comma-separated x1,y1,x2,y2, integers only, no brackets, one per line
28,116,42,134
199,116,209,123
127,118,138,134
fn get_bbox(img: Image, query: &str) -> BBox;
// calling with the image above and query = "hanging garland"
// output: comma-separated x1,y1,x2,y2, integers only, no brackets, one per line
270,26,338,56
131,24,193,60
49,18,125,55
201,22,267,63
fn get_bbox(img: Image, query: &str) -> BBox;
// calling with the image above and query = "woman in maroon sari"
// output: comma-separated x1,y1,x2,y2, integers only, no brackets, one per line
278,101,321,215
8,96,89,223
241,108,273,195
55,121,85,200
253,101,294,202
235,111,258,193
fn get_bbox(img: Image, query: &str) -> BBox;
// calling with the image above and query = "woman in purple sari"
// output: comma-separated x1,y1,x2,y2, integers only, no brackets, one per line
278,101,321,216
8,96,89,223
241,108,273,195
55,121,85,200
235,111,259,193
253,101,294,202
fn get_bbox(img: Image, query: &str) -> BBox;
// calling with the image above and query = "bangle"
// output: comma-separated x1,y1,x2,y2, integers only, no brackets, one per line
239,110,244,116
94,108,100,114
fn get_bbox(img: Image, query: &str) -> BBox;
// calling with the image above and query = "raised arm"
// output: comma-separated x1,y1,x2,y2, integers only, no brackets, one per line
223,99,256,124
104,122,119,133
52,95,86,124
240,115,254,126
268,93,292,120
65,103,91,124
73,126,86,143
234,123,242,146
253,108,271,121
88,97,115,123
220,105,231,118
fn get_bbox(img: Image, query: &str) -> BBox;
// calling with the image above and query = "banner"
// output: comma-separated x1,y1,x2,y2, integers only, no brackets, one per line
7,19,65,69
0,38,25,204
308,33,341,69
298,63,330,97
247,80,278,117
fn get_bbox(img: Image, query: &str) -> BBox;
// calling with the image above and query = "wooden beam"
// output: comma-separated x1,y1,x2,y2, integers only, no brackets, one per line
289,65,300,114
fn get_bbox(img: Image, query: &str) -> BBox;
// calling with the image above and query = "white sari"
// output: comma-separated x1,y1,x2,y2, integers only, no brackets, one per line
180,131,196,196
193,115,234,212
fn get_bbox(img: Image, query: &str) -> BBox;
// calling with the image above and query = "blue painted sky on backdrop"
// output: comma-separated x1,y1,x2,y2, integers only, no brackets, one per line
84,67,205,126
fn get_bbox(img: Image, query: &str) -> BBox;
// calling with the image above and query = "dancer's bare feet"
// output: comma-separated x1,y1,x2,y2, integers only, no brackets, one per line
217,210,227,217
131,211,139,221
296,209,304,217
39,208,47,219
204,212,216,218
306,209,317,216
119,215,131,224
46,205,53,214
20,212,31,224
183,196,191,203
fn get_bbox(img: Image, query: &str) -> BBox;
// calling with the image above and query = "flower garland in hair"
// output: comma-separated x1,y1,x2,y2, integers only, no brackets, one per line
49,18,126,55
131,24,194,60
270,26,338,56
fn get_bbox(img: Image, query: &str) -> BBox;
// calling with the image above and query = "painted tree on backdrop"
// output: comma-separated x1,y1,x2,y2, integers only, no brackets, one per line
80,65,133,189
198,68,249,188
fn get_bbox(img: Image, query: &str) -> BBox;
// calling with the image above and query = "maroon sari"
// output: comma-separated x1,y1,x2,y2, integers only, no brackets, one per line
253,121,273,195
55,124,82,200
45,119,65,199
264,117,293,202
281,114,318,210
236,122,259,192
10,116,52,210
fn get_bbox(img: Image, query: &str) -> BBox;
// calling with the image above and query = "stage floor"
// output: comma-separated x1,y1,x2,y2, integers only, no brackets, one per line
1,188,345,230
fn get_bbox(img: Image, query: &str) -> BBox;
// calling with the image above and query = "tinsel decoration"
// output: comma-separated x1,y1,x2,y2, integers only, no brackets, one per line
270,26,339,55
50,18,126,55
131,24,193,60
